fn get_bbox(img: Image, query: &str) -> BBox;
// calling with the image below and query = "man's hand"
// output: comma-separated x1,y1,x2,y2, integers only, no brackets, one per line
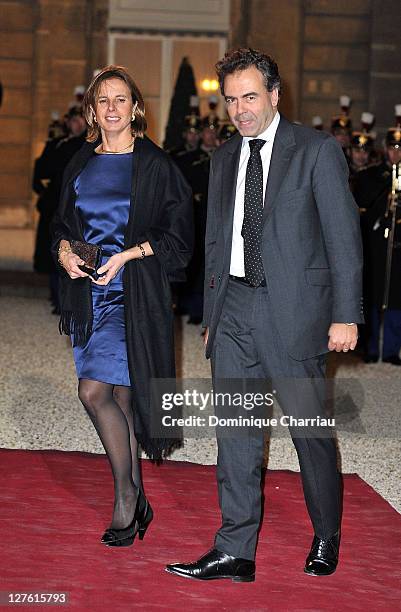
203,327,209,347
328,323,358,352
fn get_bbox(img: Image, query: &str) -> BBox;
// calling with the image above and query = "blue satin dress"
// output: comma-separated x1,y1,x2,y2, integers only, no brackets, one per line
72,152,132,386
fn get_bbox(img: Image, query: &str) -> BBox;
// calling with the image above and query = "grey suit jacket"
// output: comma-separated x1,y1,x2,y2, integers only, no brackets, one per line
203,115,364,361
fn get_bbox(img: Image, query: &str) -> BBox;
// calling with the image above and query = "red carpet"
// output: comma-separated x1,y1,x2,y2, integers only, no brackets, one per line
1,448,400,611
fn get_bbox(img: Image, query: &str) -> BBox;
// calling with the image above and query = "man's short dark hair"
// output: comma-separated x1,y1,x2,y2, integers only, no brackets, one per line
215,48,281,97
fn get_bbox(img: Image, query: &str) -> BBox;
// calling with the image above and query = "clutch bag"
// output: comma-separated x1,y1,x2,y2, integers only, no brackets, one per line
70,240,103,279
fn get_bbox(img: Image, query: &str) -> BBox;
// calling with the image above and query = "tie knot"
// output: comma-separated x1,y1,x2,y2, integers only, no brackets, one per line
249,139,266,154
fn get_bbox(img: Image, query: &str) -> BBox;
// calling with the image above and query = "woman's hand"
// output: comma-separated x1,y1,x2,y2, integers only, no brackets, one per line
92,253,126,285
60,251,90,279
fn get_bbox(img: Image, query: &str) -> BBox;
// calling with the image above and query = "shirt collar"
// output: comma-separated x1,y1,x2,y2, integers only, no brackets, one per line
242,111,281,148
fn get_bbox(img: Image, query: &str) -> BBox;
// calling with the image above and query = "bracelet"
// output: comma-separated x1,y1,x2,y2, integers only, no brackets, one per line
137,243,146,259
58,245,72,266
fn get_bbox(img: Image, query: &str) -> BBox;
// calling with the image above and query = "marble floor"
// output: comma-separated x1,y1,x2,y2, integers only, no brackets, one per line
1,295,400,512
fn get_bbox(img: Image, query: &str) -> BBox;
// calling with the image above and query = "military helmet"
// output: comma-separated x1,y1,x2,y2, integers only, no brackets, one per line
218,122,237,141
386,104,401,148
331,115,352,133
350,131,374,150
208,94,219,110
312,116,323,130
66,105,83,119
386,127,401,149
331,95,352,134
360,112,374,132
184,113,202,133
201,113,220,131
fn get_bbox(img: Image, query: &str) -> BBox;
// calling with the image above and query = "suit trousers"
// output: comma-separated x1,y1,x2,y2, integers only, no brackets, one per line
211,278,341,561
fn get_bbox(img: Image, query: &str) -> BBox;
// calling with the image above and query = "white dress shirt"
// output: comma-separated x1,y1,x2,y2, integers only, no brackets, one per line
230,111,281,276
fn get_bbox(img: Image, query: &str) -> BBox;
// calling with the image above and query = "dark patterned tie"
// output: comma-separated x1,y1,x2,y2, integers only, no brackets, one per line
241,138,266,287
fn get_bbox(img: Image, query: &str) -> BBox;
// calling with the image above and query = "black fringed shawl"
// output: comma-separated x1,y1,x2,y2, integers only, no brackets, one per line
51,136,194,461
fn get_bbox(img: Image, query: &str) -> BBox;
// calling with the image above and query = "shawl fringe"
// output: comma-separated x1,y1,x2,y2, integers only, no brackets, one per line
137,433,183,463
58,309,92,347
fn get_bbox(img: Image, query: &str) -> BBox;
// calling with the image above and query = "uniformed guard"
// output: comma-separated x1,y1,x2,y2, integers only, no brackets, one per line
217,121,237,144
33,110,67,198
348,112,377,191
353,112,401,364
350,131,375,175
175,113,220,323
199,112,219,154
175,112,219,178
205,94,219,129
48,106,87,178
33,110,68,311
331,95,353,162
74,84,85,105
170,96,201,156
170,97,202,178
33,105,87,314
47,110,67,142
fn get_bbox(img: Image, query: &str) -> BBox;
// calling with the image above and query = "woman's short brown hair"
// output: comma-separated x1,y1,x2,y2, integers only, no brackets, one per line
83,65,147,142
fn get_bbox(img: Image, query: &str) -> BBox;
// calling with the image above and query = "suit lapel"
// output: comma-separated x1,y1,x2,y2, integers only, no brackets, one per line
222,134,242,248
262,116,296,224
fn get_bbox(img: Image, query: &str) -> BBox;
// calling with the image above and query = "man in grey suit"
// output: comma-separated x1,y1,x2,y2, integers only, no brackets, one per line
166,49,363,582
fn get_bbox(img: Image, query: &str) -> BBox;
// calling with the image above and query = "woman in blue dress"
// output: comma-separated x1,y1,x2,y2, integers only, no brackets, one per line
52,66,193,547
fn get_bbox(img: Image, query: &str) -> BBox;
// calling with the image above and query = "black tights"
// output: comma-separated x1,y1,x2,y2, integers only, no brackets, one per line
78,379,142,529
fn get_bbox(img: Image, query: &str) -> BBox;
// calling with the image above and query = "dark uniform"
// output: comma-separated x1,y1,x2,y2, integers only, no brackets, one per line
169,103,201,176
168,110,202,317
353,127,401,362
331,96,353,165
180,121,238,320
181,151,210,322
349,131,375,192
33,136,65,274
33,107,86,312
174,112,220,323
331,115,352,166
217,121,237,144
171,119,201,177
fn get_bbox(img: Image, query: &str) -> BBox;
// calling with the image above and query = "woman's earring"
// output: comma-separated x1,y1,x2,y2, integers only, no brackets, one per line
93,115,97,123
131,112,136,123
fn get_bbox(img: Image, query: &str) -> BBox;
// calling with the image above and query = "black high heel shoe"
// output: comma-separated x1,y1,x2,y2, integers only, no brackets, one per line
101,489,153,547
136,490,153,541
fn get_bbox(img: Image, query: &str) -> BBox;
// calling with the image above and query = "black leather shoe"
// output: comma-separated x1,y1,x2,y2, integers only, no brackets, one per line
165,548,255,582
304,531,340,576
383,355,401,366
